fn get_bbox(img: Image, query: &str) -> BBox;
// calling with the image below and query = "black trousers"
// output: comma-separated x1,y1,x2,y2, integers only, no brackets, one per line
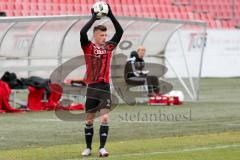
125,75,159,96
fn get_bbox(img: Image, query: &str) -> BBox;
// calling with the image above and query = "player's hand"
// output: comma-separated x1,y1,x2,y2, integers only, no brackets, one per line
91,8,100,20
107,4,113,17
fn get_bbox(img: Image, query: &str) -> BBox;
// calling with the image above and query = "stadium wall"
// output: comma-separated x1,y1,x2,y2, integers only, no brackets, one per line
166,29,240,77
202,29,240,77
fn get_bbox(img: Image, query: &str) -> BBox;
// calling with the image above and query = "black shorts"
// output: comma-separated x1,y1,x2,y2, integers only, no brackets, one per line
85,82,111,113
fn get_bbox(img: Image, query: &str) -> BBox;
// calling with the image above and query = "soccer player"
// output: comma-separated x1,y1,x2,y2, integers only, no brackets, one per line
80,4,123,157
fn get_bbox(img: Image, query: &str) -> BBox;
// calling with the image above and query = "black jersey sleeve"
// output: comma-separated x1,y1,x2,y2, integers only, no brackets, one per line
80,16,97,47
107,6,124,45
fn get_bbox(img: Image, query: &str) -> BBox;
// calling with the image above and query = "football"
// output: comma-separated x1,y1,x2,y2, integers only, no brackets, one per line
91,1,109,19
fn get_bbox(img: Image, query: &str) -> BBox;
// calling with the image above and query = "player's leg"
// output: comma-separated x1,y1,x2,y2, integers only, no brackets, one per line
82,90,99,156
98,83,111,157
82,112,95,156
99,108,110,157
85,113,95,149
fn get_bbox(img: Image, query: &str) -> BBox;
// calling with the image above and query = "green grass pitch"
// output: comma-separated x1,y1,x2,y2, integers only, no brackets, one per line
0,78,240,160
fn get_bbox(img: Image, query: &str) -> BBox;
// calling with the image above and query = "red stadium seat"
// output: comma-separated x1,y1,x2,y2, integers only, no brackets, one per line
222,21,235,28
115,5,123,15
122,5,131,16
128,5,136,17
2,0,239,28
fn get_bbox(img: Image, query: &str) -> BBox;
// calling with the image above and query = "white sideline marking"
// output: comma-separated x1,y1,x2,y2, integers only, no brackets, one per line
66,144,240,160
113,144,240,157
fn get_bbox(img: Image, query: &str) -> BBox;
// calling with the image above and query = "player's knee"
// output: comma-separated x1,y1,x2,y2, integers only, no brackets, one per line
86,119,94,125
86,117,94,125
100,115,109,124
85,113,95,125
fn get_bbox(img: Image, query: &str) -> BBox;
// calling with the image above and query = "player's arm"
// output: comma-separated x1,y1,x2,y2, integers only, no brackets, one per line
80,14,99,46
107,4,124,45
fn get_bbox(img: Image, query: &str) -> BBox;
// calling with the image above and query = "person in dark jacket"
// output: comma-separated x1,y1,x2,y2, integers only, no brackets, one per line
124,46,160,97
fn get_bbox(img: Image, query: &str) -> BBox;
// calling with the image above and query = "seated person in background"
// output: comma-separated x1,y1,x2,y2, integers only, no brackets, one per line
124,46,160,97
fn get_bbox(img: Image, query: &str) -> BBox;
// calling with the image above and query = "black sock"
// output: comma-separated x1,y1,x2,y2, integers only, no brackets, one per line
99,123,109,149
85,124,93,149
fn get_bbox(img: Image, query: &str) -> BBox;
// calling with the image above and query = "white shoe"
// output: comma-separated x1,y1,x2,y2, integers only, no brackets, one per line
99,148,109,157
81,148,91,156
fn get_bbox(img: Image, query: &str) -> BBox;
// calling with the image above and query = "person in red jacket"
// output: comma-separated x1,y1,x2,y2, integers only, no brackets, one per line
0,80,23,113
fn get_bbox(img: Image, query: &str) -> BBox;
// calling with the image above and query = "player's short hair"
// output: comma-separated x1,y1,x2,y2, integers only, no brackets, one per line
93,25,107,32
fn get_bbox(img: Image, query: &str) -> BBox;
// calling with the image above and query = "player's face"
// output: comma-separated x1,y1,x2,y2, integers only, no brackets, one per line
137,47,146,59
94,30,107,45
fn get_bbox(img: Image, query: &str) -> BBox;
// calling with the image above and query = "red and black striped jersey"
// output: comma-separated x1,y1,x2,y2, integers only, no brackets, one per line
82,42,116,84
